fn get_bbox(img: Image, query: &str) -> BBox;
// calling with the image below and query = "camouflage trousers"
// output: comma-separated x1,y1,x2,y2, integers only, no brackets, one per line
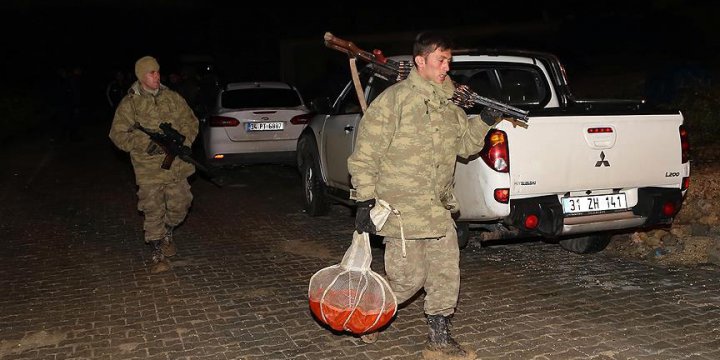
383,219,460,316
137,179,193,242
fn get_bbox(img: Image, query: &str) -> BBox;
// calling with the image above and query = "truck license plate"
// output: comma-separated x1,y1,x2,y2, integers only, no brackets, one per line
561,194,627,214
246,122,284,131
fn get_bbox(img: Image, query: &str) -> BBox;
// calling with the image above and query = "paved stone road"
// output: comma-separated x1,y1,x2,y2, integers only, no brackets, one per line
1,123,720,360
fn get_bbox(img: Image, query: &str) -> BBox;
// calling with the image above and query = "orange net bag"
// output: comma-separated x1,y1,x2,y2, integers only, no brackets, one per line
308,231,397,335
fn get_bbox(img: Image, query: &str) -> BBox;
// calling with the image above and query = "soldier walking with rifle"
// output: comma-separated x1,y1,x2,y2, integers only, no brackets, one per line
109,56,199,274
347,32,499,360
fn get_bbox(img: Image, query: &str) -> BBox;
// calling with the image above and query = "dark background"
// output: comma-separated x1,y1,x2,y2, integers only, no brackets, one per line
1,0,718,102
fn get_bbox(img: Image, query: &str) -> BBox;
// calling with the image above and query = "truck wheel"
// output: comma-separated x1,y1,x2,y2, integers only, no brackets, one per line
456,222,470,250
559,233,612,254
298,137,330,216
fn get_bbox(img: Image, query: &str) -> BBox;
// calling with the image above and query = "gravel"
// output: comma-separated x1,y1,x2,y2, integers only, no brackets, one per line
604,145,720,268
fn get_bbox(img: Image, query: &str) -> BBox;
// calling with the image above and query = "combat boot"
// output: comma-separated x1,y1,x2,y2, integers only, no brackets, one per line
160,226,177,257
422,314,475,360
148,240,171,274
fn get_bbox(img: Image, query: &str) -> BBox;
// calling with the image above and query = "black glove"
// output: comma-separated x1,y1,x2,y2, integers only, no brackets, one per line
480,107,504,125
355,199,377,234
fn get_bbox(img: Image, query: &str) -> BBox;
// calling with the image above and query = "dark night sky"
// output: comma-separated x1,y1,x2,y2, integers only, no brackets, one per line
1,1,717,99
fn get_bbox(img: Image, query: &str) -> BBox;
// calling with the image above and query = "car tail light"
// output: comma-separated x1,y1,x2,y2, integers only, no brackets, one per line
682,177,690,191
494,188,509,203
680,125,689,163
209,116,240,127
480,130,509,172
290,113,313,125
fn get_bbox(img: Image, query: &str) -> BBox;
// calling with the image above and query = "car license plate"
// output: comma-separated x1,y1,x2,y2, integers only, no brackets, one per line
246,122,284,131
561,193,627,214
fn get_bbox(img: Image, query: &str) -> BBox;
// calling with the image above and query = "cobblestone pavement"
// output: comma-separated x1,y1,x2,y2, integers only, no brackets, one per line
1,123,720,360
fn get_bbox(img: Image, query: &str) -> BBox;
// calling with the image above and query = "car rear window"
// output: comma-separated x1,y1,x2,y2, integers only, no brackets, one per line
221,88,302,109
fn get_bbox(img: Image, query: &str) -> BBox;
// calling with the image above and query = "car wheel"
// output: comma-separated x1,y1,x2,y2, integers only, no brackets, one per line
456,222,470,250
298,136,330,216
559,233,612,254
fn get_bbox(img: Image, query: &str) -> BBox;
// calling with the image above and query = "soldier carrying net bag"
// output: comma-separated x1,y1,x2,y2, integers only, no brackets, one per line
308,199,401,335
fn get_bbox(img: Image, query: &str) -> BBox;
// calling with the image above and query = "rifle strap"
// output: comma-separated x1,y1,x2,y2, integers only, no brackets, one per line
349,58,368,112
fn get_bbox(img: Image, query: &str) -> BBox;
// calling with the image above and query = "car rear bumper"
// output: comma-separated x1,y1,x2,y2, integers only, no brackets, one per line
506,187,684,237
202,129,300,166
205,151,297,167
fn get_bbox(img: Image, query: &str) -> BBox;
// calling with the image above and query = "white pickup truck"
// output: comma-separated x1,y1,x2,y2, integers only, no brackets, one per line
297,49,690,253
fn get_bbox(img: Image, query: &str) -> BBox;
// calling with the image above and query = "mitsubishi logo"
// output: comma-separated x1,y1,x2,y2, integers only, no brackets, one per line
595,151,610,167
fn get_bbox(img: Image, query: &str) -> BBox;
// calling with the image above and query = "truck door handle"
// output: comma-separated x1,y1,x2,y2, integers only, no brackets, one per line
344,125,354,133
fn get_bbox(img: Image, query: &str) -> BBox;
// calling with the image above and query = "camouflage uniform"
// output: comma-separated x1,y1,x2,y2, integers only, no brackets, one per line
348,68,489,315
109,81,198,243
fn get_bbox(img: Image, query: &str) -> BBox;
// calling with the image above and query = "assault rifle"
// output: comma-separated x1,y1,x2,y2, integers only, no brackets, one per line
133,122,223,187
323,32,529,128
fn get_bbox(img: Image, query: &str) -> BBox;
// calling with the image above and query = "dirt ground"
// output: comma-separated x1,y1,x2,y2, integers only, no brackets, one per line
604,144,720,267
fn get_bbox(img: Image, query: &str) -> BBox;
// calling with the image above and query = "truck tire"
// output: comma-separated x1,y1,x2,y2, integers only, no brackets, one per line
456,222,470,250
559,233,612,254
298,136,330,216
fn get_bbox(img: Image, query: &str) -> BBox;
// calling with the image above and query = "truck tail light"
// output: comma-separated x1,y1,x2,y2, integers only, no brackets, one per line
524,214,539,229
209,116,240,127
662,201,679,217
680,125,689,163
587,127,613,133
679,125,690,191
290,113,313,125
494,188,509,203
480,130,509,173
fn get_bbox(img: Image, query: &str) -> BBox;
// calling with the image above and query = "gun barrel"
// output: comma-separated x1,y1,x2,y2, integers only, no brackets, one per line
323,32,528,125
471,94,529,121
179,154,206,172
180,154,223,187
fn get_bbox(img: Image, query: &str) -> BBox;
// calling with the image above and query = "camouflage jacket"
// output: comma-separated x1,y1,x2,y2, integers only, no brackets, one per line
348,69,490,239
109,81,199,185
